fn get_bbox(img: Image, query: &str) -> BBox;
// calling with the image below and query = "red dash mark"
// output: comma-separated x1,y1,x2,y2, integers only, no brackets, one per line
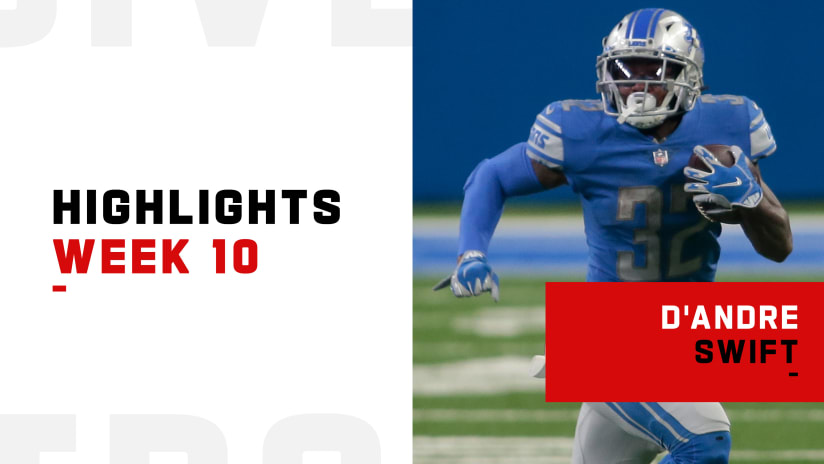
53,285,67,292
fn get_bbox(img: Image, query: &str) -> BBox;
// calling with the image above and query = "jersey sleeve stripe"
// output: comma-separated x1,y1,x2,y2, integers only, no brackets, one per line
526,145,562,169
749,116,766,133
749,111,764,129
750,119,775,159
528,125,564,161
752,141,777,159
526,138,563,162
536,114,562,135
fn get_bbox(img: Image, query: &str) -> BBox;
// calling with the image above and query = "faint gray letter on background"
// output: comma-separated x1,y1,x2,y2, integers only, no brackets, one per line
111,415,228,464
262,414,381,463
195,0,269,46
91,0,131,46
0,0,56,47
92,0,268,47
332,0,411,46
0,415,76,463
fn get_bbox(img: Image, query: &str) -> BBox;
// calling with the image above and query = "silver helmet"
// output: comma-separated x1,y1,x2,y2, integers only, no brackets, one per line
596,9,704,129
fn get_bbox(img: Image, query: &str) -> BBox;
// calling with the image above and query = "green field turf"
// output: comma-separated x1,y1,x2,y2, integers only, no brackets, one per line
413,277,824,464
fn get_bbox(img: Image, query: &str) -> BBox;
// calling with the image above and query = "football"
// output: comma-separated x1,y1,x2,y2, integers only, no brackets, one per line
687,144,736,170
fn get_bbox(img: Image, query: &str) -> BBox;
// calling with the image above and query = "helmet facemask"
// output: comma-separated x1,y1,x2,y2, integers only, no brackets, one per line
596,9,704,129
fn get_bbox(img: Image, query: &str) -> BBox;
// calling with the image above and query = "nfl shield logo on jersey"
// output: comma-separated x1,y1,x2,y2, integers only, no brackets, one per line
653,149,669,166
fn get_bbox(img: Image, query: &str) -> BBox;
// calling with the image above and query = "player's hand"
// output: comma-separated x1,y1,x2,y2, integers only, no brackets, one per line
683,145,763,221
432,250,500,302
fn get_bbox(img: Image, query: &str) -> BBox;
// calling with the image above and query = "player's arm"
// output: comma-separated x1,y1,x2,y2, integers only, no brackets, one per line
684,99,792,262
738,99,792,262
684,147,792,262
456,142,555,255
434,103,569,299
738,161,793,262
531,159,568,189
433,142,565,300
455,152,566,259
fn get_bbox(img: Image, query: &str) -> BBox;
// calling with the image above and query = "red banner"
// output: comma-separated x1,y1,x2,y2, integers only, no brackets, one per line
545,282,824,402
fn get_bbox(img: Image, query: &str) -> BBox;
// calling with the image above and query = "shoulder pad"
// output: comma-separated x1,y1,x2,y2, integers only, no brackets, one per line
699,94,747,106
745,97,777,160
526,103,565,169
557,99,604,112
525,100,607,170
698,94,776,160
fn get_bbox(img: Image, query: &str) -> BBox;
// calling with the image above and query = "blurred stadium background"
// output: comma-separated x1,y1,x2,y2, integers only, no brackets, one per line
414,1,824,462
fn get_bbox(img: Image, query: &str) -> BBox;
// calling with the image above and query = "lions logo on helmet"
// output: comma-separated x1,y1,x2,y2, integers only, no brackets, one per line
596,9,704,129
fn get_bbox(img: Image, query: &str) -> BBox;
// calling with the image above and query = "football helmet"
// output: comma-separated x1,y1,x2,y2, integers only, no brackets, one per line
596,9,704,129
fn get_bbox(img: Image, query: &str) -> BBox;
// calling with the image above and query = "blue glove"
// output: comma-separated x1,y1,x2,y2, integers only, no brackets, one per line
683,145,763,220
433,250,500,302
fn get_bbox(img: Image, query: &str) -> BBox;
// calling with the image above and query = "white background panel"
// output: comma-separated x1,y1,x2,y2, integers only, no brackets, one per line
0,1,411,462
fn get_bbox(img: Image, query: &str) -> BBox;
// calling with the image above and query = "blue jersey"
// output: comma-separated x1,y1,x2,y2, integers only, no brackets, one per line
525,95,776,282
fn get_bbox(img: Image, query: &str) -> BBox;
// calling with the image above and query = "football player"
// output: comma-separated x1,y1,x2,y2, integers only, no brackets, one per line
435,8,792,464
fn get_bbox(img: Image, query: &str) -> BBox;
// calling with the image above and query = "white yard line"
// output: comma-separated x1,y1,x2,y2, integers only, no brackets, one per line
415,408,824,423
414,215,824,236
415,409,579,422
414,436,824,463
726,409,824,422
414,357,543,395
733,450,824,460
453,307,545,337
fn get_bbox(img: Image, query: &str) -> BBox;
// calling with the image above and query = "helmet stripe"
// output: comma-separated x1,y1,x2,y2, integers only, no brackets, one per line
624,9,641,39
648,9,666,38
630,8,657,39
